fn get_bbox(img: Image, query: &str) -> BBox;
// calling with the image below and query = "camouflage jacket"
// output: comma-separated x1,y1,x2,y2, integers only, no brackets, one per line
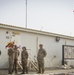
8,47,14,60
37,48,47,60
21,50,28,61
14,49,20,59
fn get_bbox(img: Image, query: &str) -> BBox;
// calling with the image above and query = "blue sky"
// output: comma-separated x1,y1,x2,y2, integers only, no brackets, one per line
0,0,74,36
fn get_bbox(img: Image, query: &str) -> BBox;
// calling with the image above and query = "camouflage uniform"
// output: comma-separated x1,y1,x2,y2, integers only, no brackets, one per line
8,47,14,74
37,48,47,73
14,49,19,73
21,50,28,74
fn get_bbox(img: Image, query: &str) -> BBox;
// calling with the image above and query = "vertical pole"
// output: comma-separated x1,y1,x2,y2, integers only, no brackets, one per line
65,41,67,45
62,45,64,65
25,0,27,28
36,37,38,53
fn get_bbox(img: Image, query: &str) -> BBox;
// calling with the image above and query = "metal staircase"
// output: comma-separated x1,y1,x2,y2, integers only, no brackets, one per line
28,56,38,71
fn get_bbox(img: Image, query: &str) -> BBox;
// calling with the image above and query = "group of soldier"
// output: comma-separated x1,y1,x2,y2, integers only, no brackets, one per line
8,44,47,74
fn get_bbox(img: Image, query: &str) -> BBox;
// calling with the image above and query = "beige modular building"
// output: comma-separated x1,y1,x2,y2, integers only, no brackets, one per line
0,23,74,69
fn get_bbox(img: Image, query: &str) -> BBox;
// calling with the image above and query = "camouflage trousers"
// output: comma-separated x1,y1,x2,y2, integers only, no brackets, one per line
22,59,28,74
38,59,44,73
8,58,14,74
13,59,18,73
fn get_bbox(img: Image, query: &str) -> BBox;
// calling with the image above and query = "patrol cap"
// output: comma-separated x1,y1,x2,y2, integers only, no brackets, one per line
13,45,17,49
39,44,43,46
22,46,26,49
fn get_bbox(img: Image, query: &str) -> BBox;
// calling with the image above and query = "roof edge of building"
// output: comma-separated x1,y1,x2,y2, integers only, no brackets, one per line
0,23,74,40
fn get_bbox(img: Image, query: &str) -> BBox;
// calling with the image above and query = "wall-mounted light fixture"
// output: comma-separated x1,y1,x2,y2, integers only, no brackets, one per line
56,37,60,42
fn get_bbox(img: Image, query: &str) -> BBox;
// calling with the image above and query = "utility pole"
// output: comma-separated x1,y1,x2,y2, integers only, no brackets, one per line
25,0,27,28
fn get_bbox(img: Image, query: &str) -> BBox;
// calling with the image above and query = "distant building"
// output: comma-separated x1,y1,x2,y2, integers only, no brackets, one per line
0,23,74,69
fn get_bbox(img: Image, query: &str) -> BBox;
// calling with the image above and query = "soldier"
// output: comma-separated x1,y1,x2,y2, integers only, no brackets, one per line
21,47,28,74
37,44,47,74
13,45,20,74
8,44,14,74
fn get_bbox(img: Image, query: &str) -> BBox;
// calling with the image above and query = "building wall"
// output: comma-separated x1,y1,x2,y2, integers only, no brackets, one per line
0,28,74,69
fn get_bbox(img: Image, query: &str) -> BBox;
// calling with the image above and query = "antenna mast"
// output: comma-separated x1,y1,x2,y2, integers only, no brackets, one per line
25,0,27,28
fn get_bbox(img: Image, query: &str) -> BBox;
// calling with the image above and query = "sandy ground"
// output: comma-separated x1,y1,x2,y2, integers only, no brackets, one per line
0,69,74,75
